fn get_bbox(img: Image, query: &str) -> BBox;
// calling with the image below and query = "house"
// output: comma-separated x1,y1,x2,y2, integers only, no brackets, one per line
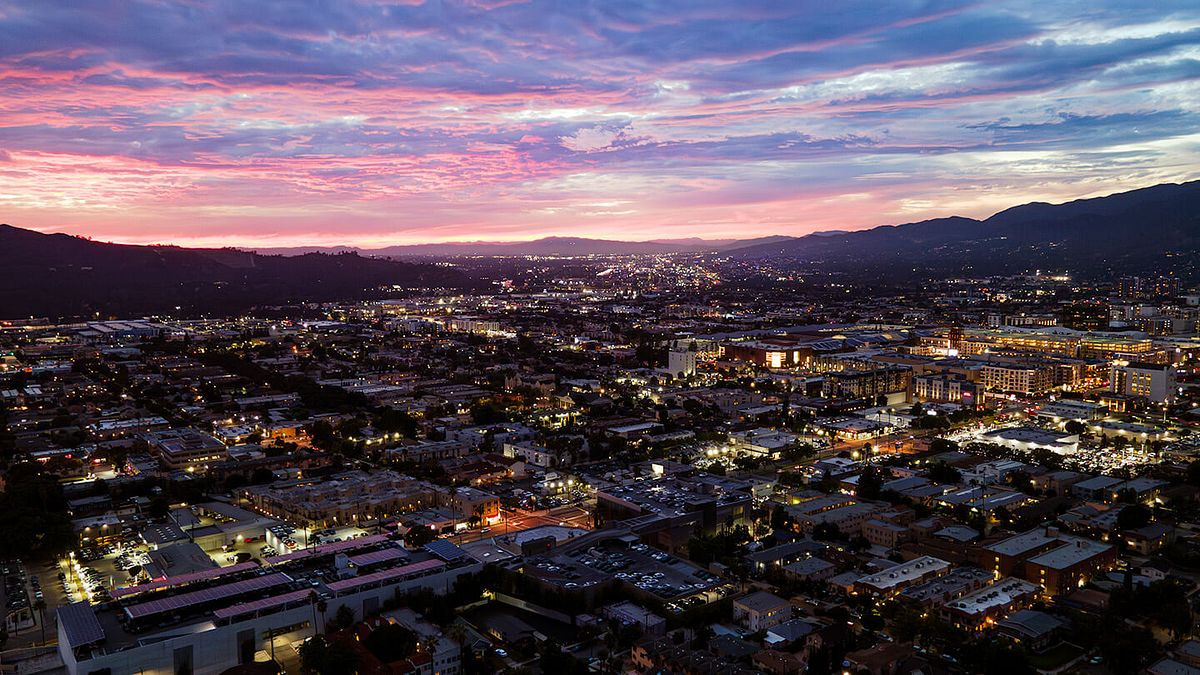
1123,523,1175,555
996,609,1064,652
782,557,836,583
753,649,806,675
863,519,910,549
1148,658,1200,675
733,591,792,632
764,618,818,648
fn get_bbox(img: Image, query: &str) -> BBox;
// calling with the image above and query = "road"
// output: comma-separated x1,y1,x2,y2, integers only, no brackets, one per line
446,503,594,545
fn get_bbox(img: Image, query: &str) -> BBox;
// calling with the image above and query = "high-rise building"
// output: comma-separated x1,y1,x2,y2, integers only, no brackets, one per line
1058,303,1108,331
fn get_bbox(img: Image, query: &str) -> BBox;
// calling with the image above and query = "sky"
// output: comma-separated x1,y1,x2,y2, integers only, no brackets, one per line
1,1,1198,248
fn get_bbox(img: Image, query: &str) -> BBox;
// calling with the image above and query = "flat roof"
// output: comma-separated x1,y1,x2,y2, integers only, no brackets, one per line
124,573,291,621
213,588,314,621
856,556,950,591
59,602,105,647
986,529,1057,557
946,578,1039,616
424,539,470,562
326,559,446,594
997,609,1063,638
110,561,260,599
266,533,391,565
1028,540,1112,570
735,591,789,612
347,547,408,567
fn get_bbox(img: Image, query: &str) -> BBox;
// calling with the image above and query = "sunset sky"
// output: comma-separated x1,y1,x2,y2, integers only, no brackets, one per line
1,1,1198,248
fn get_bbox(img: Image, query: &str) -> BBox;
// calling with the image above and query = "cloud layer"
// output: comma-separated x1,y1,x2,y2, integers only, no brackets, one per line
1,0,1198,246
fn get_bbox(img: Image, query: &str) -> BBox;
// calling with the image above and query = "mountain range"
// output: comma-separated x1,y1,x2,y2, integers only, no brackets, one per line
251,235,794,257
247,181,1200,273
3,179,1199,318
727,180,1200,278
0,226,470,319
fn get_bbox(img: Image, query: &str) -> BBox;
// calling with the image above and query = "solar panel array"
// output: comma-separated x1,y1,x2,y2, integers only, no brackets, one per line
111,561,260,599
266,533,390,565
347,547,407,568
212,588,314,620
326,558,445,594
59,602,106,646
424,539,469,561
125,573,291,620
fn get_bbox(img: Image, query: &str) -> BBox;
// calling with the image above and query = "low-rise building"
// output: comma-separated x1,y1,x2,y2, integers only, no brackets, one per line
733,591,792,632
853,556,951,598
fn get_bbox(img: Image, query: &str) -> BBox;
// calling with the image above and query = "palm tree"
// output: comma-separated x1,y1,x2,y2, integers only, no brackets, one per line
33,598,46,646
445,622,467,650
309,591,320,636
316,597,328,634
424,634,440,660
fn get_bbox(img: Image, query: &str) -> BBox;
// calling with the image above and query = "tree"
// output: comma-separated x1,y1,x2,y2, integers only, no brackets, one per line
148,496,170,520
927,461,961,484
971,642,1036,675
364,622,418,663
929,437,958,454
857,467,885,500
298,635,360,675
1117,503,1152,530
813,522,842,541
34,598,46,645
331,605,355,632
405,525,436,548
1099,623,1156,674
0,464,77,559
770,505,794,533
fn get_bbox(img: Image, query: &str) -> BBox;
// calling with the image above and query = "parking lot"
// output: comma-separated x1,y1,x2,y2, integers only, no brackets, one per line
2,558,76,648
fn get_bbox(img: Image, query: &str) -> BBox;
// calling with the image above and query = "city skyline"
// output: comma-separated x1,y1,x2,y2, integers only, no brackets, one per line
2,1,1199,247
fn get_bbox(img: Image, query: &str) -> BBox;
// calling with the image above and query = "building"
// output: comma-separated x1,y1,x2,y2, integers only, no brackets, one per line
745,540,827,574
1123,523,1175,555
898,566,994,608
601,601,667,637
942,577,1040,631
853,556,951,598
983,527,1116,596
1110,361,1178,404
437,485,501,523
995,609,1064,650
862,519,910,549
240,470,436,526
596,473,752,550
980,363,1053,395
979,427,1079,455
1059,303,1108,331
56,547,480,675
1034,399,1106,423
721,339,813,369
912,373,981,406
144,428,228,471
821,367,911,400
786,496,881,536
782,558,836,583
733,591,792,632
666,346,698,379
731,428,798,459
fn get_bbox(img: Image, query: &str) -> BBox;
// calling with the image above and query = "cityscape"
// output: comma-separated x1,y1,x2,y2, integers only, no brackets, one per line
2,3,1200,675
